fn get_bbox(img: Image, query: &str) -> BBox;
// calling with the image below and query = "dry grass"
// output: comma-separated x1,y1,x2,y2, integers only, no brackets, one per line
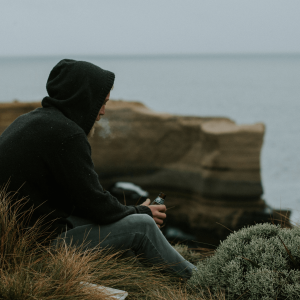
0,184,225,300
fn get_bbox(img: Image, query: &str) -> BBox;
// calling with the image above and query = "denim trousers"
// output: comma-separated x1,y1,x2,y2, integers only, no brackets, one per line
52,214,196,279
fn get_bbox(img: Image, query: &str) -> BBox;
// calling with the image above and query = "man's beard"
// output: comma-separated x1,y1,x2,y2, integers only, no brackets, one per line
88,121,99,138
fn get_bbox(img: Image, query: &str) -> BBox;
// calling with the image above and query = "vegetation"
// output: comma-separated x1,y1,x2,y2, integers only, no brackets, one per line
188,222,300,299
0,185,217,300
0,184,297,299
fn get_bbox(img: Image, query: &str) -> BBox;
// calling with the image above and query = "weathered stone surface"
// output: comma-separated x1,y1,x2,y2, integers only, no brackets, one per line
89,100,264,201
0,100,289,246
199,120,265,199
89,100,290,244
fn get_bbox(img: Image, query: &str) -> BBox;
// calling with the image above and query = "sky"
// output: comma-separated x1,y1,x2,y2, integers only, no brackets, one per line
0,0,300,56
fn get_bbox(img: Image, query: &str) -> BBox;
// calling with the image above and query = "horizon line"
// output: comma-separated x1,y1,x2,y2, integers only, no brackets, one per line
1,52,300,59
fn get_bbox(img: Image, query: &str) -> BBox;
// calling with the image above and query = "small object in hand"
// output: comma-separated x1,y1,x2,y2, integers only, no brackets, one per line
151,192,166,205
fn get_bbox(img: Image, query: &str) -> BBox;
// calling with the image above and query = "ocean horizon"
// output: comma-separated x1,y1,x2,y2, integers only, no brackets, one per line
1,54,300,223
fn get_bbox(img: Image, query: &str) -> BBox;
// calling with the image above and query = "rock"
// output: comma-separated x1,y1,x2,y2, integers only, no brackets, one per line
0,100,291,247
199,120,265,199
89,100,264,201
88,100,289,245
80,282,128,299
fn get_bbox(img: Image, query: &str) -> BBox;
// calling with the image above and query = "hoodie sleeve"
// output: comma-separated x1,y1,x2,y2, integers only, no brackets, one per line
47,133,152,224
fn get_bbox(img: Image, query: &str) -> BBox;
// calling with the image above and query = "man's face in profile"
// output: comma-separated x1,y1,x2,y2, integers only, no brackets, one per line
96,92,110,121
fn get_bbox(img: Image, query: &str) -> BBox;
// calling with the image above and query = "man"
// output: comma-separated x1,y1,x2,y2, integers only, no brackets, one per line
0,59,195,278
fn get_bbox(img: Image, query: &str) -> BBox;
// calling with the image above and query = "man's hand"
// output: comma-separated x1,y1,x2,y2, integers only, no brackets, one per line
141,198,166,228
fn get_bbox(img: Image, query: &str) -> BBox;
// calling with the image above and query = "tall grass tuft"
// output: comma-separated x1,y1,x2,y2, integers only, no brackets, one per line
0,183,116,299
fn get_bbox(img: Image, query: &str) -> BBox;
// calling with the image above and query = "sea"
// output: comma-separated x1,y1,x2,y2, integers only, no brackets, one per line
0,54,299,223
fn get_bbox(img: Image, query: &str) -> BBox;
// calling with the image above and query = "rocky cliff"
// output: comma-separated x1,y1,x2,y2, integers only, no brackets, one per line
0,101,290,247
90,100,264,200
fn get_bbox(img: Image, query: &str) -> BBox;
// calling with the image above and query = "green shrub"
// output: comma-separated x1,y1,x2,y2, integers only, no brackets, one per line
188,223,300,300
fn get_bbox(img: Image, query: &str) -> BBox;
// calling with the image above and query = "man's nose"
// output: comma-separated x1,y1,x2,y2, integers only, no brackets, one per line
100,106,105,115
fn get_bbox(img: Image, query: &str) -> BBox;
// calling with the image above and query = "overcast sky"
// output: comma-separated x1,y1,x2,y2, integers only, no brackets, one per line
1,0,300,56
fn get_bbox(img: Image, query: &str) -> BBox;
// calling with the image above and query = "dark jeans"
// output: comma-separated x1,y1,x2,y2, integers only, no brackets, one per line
52,214,196,279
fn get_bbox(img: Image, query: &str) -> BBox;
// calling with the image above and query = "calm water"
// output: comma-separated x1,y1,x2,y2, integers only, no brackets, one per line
1,54,300,223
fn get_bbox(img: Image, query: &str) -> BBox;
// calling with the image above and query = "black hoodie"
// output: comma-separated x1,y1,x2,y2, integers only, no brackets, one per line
0,59,152,237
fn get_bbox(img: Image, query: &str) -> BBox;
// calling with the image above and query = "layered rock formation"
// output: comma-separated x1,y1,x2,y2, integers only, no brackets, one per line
88,100,280,245
90,101,264,200
0,101,290,247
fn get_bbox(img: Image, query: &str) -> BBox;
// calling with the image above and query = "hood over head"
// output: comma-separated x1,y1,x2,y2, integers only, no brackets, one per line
42,59,115,135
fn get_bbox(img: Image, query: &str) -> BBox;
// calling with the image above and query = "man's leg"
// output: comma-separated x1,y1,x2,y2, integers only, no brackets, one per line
52,214,196,279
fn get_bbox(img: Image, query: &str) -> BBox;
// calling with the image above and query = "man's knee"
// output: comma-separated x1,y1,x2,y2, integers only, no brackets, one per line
125,214,156,231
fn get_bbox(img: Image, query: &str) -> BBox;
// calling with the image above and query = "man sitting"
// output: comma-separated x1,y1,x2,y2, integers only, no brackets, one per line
0,59,195,279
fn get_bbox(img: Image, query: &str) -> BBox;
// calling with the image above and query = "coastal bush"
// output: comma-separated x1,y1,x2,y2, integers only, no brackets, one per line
188,222,300,300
